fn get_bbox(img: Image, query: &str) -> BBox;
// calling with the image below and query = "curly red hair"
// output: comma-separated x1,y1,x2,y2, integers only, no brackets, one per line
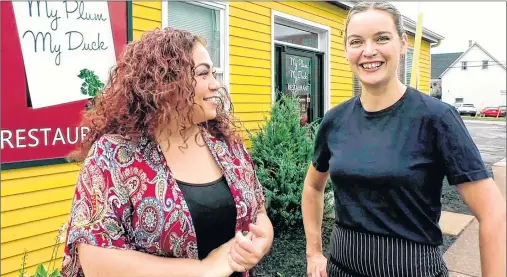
68,28,241,162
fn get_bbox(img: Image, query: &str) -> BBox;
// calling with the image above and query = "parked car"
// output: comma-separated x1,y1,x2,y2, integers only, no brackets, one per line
457,103,477,116
480,106,506,117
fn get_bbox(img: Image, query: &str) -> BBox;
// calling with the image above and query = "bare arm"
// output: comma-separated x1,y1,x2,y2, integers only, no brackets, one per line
255,206,274,255
78,240,233,277
302,163,330,256
457,178,506,277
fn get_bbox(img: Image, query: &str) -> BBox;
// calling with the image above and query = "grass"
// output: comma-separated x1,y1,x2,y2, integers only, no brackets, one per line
461,115,506,121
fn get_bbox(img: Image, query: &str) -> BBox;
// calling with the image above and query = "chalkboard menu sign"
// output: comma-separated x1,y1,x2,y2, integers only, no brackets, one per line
285,54,312,118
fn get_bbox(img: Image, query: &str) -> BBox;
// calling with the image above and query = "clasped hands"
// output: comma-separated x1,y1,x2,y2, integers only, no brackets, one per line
203,223,270,277
228,223,270,273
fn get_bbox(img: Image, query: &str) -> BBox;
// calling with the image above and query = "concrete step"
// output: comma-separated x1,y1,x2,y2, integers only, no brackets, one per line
439,211,475,236
444,219,481,277
449,272,476,277
444,157,506,277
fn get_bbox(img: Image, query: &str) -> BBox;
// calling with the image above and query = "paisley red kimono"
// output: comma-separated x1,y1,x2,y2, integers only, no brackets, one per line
61,130,265,277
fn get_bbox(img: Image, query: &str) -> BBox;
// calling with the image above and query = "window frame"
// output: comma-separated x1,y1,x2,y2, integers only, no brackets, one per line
461,61,468,70
161,1,229,89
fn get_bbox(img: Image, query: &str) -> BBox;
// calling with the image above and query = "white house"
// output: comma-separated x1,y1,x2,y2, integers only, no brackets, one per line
440,41,506,110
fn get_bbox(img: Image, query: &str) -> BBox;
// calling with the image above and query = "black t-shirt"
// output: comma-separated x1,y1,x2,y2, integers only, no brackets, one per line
312,87,490,246
178,177,242,277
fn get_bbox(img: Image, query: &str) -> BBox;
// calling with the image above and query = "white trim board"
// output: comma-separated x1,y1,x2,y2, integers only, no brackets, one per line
271,10,331,112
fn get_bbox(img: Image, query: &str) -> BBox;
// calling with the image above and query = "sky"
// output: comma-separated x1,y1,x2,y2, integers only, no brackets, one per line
391,2,506,64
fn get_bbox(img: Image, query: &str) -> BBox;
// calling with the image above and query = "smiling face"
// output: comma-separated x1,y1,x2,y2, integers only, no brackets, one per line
191,42,221,124
345,9,408,87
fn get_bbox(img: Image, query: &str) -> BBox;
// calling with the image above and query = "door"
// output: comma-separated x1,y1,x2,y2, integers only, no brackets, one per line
275,44,324,125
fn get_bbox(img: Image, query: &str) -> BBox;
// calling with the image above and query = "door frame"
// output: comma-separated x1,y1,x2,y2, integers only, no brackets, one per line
271,10,330,112
274,44,324,123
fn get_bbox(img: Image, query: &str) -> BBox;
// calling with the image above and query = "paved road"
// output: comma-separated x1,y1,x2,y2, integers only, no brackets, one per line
463,120,506,171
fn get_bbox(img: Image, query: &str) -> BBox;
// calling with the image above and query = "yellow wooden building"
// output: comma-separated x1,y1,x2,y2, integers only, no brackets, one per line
1,1,444,276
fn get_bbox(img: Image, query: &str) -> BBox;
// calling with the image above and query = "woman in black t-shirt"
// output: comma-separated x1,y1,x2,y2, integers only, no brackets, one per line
302,2,506,277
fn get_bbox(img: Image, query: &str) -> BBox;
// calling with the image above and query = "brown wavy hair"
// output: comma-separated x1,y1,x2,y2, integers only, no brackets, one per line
68,27,241,162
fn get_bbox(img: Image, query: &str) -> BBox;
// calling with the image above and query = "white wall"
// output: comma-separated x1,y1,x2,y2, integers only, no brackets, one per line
441,45,506,110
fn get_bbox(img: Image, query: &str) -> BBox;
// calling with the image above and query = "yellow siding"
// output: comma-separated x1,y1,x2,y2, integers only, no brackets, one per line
0,3,437,275
128,0,433,132
407,35,432,94
132,2,162,41
1,164,80,276
229,1,351,132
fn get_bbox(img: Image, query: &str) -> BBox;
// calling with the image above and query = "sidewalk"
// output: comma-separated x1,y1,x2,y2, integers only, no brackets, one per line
444,157,506,277
463,119,506,126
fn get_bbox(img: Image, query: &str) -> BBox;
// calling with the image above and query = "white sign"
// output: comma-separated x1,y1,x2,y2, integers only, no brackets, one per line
12,1,116,109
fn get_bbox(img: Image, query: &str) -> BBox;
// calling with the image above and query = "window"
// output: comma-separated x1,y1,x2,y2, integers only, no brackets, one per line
353,75,361,96
162,1,228,85
395,48,413,86
462,61,468,70
405,48,414,86
482,60,489,69
274,23,318,49
397,54,405,84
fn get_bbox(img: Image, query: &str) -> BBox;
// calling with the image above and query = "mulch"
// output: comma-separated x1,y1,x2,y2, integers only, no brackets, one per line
253,178,465,277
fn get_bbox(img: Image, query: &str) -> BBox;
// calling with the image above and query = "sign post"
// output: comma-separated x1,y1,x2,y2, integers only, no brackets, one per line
410,11,424,90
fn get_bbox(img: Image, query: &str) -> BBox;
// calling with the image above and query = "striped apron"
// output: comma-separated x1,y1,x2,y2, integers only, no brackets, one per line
327,225,449,277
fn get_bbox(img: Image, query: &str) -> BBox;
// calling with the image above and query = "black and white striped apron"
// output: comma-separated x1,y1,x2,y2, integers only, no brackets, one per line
327,225,449,277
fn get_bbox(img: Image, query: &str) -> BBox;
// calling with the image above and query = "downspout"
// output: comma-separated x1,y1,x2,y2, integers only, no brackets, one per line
430,39,442,99
431,40,441,48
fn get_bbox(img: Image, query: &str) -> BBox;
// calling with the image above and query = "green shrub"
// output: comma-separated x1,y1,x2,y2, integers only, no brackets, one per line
247,93,333,230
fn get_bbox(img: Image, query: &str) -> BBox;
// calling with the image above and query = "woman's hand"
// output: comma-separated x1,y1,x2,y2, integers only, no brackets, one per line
201,239,235,277
228,223,270,272
306,252,328,277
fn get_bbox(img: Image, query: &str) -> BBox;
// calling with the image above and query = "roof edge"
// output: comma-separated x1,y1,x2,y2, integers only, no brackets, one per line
402,16,445,43
330,1,445,43
439,42,507,78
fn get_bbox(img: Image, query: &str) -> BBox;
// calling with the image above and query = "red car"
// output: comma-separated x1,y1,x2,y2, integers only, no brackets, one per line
480,107,506,117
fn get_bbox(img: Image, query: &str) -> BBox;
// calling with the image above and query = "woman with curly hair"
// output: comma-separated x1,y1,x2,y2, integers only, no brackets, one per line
61,28,273,277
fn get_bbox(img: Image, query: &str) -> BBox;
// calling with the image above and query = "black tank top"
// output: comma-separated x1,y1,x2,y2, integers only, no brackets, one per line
177,177,242,277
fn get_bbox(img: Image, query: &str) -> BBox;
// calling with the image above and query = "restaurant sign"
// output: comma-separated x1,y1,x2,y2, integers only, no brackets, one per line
1,1,127,165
